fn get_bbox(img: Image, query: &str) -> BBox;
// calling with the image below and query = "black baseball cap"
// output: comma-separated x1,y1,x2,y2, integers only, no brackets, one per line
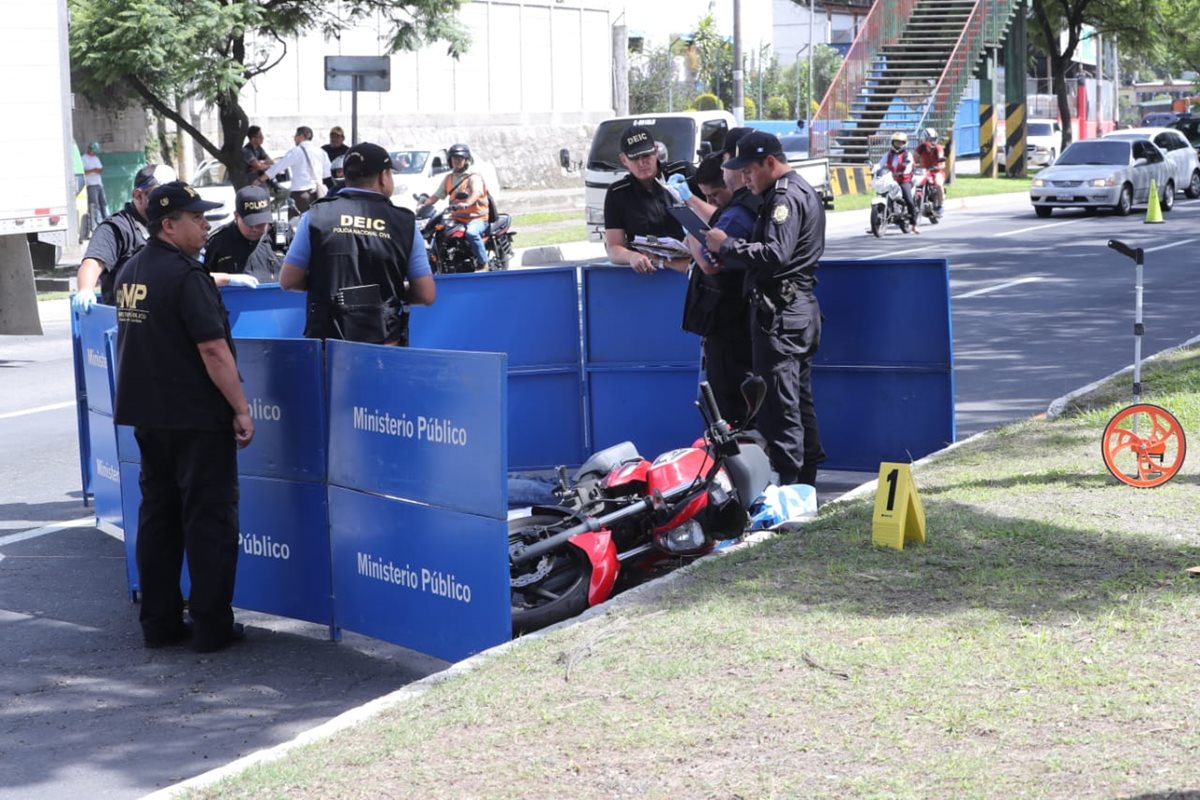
342,142,393,180
146,181,222,224
722,127,755,157
235,185,272,226
724,131,785,169
619,125,657,158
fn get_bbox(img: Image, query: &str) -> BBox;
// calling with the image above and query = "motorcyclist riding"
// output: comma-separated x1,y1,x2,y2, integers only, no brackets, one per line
876,132,919,233
914,128,947,218
420,143,491,269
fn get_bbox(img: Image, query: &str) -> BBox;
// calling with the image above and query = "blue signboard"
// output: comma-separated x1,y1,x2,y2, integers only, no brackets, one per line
234,476,332,627
221,284,307,339
87,410,123,533
78,304,117,416
409,268,587,470
326,341,508,519
583,266,703,459
328,486,510,661
233,338,327,483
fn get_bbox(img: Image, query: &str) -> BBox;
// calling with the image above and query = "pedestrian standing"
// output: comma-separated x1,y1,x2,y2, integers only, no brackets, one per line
705,131,827,488
263,126,330,215
113,180,255,652
242,125,273,185
81,142,109,232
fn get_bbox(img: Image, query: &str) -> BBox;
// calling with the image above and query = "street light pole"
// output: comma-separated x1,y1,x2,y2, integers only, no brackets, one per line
808,0,816,129
732,0,744,125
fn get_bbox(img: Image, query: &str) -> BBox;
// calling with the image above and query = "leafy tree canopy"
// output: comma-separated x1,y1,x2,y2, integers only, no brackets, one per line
69,0,469,186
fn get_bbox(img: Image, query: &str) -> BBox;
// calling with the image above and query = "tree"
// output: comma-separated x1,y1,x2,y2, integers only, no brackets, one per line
1029,0,1164,149
68,0,469,188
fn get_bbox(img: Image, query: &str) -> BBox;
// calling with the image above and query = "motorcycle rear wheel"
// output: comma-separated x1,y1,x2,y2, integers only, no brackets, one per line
510,513,593,635
869,205,884,238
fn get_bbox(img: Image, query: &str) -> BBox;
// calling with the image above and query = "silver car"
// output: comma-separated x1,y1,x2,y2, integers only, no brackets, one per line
1029,138,1174,218
1102,127,1200,198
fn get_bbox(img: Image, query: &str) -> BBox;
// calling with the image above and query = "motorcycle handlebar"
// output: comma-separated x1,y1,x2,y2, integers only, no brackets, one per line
699,381,723,426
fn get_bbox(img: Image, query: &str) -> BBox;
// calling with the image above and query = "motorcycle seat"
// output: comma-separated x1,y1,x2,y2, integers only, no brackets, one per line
490,214,510,234
724,438,775,506
572,440,641,484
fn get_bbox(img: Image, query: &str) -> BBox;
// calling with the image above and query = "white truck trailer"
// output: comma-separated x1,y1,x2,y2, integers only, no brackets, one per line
0,0,76,335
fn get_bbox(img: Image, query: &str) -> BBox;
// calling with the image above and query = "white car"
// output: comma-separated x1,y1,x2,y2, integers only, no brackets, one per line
1029,137,1173,218
191,153,289,228
388,146,502,211
1102,127,1200,198
999,118,1062,170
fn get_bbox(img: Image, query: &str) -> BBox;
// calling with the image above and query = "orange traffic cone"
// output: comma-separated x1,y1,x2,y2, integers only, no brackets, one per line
1145,179,1164,224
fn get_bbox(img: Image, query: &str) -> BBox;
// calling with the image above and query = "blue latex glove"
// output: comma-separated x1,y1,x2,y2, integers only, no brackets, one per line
71,289,98,315
227,274,259,289
667,173,693,202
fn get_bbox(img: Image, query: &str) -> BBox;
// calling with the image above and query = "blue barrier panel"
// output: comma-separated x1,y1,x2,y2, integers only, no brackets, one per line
87,410,123,532
410,268,587,470
813,259,955,470
326,340,508,519
582,266,702,458
118,461,142,596
234,476,332,626
78,304,117,416
69,309,94,500
234,338,327,483
328,486,510,662
955,97,981,157
221,284,307,339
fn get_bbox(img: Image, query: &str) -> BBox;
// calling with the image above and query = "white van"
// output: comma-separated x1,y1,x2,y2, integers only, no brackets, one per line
1000,118,1063,170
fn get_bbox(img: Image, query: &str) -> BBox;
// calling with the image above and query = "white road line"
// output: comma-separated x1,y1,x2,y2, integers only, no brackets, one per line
0,400,75,420
861,244,941,260
992,218,1084,237
0,517,95,548
1145,238,1198,254
954,276,1044,299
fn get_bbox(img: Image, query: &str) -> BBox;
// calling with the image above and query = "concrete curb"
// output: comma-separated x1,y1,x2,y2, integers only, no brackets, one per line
1045,333,1200,419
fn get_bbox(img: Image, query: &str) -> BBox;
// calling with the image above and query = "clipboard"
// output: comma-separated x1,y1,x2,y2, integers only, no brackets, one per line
668,206,711,238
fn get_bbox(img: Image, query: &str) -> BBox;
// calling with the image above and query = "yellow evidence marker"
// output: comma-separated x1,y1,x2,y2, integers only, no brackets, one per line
871,462,926,550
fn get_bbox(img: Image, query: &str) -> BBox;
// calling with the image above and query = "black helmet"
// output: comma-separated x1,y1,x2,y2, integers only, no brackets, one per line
448,143,472,163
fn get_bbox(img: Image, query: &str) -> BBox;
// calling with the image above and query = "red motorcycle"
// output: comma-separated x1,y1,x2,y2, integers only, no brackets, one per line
508,379,773,634
912,167,944,228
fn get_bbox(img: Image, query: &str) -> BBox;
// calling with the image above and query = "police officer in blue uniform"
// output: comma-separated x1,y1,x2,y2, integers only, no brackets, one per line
113,181,255,652
680,151,761,427
73,163,175,313
705,131,826,487
280,142,436,343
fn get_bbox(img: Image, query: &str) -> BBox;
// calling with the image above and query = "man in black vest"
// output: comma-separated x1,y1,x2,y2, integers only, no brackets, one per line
280,142,436,344
73,163,175,313
113,181,255,653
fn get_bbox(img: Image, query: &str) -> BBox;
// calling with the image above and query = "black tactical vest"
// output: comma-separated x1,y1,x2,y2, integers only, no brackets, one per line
302,191,416,340
99,204,149,305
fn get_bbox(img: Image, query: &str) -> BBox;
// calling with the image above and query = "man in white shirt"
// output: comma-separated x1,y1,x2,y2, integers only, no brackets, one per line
262,126,331,216
82,141,109,232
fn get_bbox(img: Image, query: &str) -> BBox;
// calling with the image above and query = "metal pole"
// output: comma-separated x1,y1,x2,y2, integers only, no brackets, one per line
351,74,360,145
808,0,815,129
732,0,744,125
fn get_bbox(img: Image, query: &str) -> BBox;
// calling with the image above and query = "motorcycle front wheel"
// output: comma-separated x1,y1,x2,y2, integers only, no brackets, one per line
510,513,593,635
488,234,513,271
869,205,884,238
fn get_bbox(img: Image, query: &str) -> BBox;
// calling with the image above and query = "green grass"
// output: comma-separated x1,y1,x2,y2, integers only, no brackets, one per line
513,224,589,249
37,291,71,301
512,210,582,227
187,346,1200,800
833,174,1033,212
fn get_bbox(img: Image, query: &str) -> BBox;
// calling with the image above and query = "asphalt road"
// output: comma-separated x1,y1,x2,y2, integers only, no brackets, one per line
2,193,1198,798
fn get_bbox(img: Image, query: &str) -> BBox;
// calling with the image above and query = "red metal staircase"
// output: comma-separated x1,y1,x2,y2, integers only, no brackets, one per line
810,0,1020,164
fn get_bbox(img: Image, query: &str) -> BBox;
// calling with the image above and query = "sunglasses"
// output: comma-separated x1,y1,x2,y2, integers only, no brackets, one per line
628,152,657,163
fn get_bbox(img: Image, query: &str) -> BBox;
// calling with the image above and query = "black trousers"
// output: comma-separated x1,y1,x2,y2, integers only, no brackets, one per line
703,328,754,429
750,293,826,486
134,428,239,646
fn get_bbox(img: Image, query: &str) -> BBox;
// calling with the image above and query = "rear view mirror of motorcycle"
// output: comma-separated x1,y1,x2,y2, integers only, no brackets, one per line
740,376,768,429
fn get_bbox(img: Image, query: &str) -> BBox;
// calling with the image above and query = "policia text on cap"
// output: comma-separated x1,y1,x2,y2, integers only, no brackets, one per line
704,132,827,488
